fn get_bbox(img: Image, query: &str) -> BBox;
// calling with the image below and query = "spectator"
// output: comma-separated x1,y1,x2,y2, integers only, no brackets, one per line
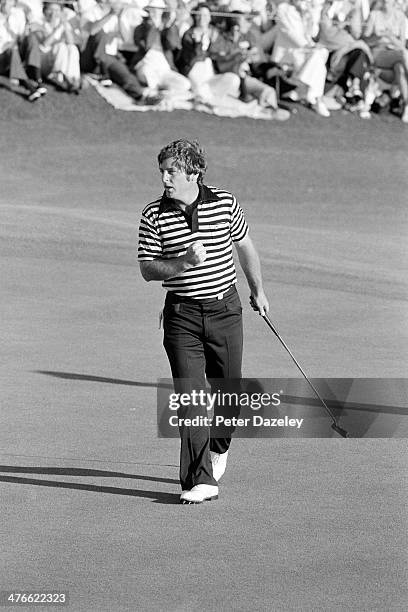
364,0,408,122
271,0,335,116
318,0,373,109
178,2,241,102
211,10,290,118
160,0,185,70
132,0,192,98
38,2,81,93
0,0,46,100
79,0,162,105
117,2,147,51
172,0,192,38
17,0,43,25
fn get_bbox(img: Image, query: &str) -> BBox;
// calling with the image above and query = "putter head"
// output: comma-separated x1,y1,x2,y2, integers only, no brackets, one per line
331,423,349,438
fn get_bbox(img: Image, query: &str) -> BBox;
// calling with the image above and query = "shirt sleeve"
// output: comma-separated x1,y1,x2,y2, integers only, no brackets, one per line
230,196,249,242
276,4,309,48
138,211,163,261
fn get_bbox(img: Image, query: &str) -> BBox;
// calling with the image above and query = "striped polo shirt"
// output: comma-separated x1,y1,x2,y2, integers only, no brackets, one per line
138,184,248,299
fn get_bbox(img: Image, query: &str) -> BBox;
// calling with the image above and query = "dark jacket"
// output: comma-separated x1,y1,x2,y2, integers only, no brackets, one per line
178,26,217,76
133,17,181,69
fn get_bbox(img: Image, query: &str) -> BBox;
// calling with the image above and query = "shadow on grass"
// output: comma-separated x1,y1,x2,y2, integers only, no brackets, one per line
0,465,180,504
34,370,172,389
0,77,31,100
34,371,408,415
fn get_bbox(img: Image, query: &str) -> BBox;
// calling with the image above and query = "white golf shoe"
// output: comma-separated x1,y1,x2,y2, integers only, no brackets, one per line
210,450,229,482
312,99,330,117
180,484,219,504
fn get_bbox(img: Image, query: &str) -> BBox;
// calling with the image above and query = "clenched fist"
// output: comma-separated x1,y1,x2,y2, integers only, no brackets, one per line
184,241,207,266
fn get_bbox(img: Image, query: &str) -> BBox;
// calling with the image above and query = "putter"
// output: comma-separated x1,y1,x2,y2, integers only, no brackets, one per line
250,297,349,438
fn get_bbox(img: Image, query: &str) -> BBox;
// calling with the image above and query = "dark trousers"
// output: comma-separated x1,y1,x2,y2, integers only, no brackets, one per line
251,61,296,96
0,46,29,82
163,285,243,490
80,32,144,99
335,49,371,94
19,33,42,82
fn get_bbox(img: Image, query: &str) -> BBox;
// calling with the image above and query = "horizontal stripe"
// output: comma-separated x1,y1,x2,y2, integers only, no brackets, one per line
172,263,235,281
165,279,237,297
138,185,248,299
165,274,236,291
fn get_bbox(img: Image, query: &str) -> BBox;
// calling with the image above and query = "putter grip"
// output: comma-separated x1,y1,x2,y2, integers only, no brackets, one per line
249,295,258,310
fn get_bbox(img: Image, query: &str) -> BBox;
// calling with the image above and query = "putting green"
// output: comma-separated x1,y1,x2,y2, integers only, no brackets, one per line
0,86,407,611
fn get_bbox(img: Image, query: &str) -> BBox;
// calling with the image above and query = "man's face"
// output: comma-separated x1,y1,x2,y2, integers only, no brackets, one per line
196,6,211,28
44,3,61,21
237,15,251,34
159,157,197,200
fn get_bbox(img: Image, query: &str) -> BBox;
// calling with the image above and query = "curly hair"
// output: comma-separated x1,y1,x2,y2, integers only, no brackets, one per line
157,139,207,184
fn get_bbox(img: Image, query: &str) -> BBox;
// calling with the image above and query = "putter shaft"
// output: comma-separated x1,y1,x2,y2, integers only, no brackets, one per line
261,312,348,438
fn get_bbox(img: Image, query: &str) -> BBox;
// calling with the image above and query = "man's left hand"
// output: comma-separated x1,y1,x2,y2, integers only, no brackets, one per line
250,291,269,316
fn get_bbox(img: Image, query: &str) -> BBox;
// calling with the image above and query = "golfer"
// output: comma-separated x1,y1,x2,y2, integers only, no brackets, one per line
138,139,269,504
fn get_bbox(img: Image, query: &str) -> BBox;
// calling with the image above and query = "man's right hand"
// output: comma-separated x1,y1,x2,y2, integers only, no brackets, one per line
192,27,203,42
184,241,206,266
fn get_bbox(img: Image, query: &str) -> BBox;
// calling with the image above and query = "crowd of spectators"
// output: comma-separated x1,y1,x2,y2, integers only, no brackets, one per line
1,0,407,121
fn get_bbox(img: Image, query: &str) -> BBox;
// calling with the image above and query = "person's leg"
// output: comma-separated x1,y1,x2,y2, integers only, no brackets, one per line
2,45,45,100
40,50,55,81
160,69,191,96
392,62,408,102
80,32,109,74
65,45,81,90
103,55,145,98
297,47,330,114
202,288,243,456
374,48,408,76
52,43,69,79
251,61,296,97
0,50,9,77
8,45,30,82
188,58,215,92
105,55,162,104
394,62,408,121
347,50,370,88
19,33,42,83
373,49,408,120
208,72,240,99
239,73,290,118
163,299,217,491
244,74,277,108
135,49,166,89
297,48,328,100
335,49,363,93
338,49,372,100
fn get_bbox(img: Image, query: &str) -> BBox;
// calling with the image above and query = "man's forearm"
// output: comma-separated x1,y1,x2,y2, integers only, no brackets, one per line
235,235,264,294
139,256,192,281
87,11,114,37
235,234,269,315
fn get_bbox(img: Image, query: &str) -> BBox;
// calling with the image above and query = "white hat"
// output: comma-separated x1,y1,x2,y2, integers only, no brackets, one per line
147,0,167,10
229,0,252,12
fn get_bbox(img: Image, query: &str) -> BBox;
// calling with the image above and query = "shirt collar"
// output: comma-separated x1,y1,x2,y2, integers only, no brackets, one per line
158,184,221,215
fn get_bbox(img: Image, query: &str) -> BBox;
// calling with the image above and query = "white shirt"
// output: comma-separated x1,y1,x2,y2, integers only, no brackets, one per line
79,0,121,55
0,8,26,54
